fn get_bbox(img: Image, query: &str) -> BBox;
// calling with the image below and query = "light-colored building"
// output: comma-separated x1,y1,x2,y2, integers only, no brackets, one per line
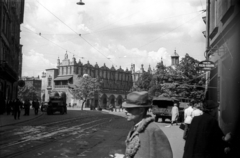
41,52,133,109
21,76,42,101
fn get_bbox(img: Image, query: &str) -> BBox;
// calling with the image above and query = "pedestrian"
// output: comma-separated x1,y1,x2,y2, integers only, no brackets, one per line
183,100,228,158
34,99,40,115
6,99,12,115
192,101,203,118
183,100,194,140
24,99,31,116
13,99,22,120
122,91,173,158
166,102,179,127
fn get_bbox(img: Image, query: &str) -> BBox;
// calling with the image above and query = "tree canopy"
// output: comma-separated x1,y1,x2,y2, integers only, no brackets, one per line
68,75,101,110
134,53,205,100
18,86,39,101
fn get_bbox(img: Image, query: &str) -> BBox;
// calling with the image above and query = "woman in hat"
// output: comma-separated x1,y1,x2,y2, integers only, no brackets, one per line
122,91,173,158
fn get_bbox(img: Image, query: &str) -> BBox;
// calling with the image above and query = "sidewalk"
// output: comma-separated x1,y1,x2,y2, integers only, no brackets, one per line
0,108,43,127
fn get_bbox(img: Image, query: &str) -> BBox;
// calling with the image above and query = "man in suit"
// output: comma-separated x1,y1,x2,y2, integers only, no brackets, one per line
122,91,173,158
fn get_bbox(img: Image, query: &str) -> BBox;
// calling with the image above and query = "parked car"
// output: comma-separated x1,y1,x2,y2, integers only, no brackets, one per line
47,97,67,115
41,102,48,112
152,96,174,122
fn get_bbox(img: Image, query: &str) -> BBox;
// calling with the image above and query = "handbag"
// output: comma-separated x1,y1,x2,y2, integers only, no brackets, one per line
179,123,185,130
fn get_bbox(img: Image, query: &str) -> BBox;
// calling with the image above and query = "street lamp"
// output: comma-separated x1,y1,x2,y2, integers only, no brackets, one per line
76,0,85,5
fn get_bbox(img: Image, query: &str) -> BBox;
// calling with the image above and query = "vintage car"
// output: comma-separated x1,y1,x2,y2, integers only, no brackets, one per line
152,96,175,122
47,97,67,115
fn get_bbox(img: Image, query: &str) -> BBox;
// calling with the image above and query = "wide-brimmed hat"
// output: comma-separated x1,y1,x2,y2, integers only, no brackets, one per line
203,100,219,109
122,91,152,108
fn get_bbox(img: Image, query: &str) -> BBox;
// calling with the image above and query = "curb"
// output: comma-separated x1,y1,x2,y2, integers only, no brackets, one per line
0,112,44,127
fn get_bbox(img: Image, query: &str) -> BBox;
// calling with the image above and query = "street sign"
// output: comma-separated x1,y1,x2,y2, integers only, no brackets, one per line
198,60,215,71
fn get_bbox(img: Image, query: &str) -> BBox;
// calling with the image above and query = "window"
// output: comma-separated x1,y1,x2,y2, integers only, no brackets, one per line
48,77,52,87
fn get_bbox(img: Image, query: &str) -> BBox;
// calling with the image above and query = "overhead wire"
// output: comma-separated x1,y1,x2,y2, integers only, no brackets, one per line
82,11,201,35
139,12,202,49
35,0,113,65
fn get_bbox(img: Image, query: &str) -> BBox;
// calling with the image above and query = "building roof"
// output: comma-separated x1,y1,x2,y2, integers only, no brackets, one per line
172,49,179,57
54,76,72,81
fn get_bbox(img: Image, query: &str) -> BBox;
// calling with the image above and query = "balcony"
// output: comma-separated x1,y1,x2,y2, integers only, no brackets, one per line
55,85,68,89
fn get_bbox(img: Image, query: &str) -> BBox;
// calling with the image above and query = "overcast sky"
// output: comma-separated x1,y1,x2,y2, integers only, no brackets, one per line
21,0,206,77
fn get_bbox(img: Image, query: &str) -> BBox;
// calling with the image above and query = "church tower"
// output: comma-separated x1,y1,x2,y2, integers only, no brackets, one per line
171,49,179,66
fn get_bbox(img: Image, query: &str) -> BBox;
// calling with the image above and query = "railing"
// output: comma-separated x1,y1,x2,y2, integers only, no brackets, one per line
55,85,68,88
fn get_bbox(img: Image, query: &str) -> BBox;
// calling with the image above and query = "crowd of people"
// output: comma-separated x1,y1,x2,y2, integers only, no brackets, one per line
5,99,41,120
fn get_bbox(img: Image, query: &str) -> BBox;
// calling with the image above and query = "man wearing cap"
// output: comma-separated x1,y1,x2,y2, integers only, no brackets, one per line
122,91,173,158
183,100,227,158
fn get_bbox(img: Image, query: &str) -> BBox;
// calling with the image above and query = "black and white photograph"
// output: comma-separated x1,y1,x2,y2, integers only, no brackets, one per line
0,0,239,157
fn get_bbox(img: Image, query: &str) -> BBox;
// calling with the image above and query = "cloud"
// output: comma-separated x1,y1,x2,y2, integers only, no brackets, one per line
21,0,206,77
22,50,56,77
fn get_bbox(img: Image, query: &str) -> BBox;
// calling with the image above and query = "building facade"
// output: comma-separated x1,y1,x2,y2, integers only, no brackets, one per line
41,52,133,109
205,0,240,155
20,76,42,101
0,0,25,114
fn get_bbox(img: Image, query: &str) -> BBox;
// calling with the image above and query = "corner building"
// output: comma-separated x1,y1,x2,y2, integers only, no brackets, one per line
42,52,133,109
0,0,25,114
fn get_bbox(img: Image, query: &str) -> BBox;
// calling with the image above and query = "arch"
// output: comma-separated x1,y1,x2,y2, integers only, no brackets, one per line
101,93,107,109
108,95,115,108
116,95,123,106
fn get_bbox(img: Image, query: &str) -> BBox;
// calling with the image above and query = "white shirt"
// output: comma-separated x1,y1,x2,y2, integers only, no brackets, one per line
184,106,194,124
192,109,203,118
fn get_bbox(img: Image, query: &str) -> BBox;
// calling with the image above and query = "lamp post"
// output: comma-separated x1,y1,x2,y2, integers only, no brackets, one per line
76,0,85,5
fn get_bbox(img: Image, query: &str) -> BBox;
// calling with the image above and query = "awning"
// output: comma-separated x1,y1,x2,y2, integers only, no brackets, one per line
54,76,72,81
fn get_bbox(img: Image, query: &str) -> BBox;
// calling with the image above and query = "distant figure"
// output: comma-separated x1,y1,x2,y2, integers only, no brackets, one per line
183,101,194,140
166,103,179,127
24,99,31,116
6,100,12,115
183,100,227,158
34,99,40,115
13,99,22,120
192,102,203,118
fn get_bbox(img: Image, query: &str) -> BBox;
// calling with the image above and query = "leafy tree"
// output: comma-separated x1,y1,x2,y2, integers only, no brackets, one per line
178,53,201,80
18,86,39,101
68,75,101,110
135,72,153,91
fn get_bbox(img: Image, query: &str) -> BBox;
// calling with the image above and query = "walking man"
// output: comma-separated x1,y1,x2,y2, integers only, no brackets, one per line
34,99,40,115
13,99,22,120
122,91,173,158
183,101,194,140
24,99,31,116
166,102,179,127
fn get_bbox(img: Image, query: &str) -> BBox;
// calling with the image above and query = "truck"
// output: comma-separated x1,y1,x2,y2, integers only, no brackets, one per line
151,96,175,122
47,96,67,115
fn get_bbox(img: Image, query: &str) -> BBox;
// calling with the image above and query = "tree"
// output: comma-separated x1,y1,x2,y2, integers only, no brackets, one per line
18,86,39,101
135,72,153,91
68,75,101,110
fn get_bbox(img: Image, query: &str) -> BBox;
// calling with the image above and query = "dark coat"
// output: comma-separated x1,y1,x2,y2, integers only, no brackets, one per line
183,113,227,158
125,117,173,158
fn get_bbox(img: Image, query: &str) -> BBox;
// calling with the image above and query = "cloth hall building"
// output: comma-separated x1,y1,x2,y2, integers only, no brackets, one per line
41,52,133,109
